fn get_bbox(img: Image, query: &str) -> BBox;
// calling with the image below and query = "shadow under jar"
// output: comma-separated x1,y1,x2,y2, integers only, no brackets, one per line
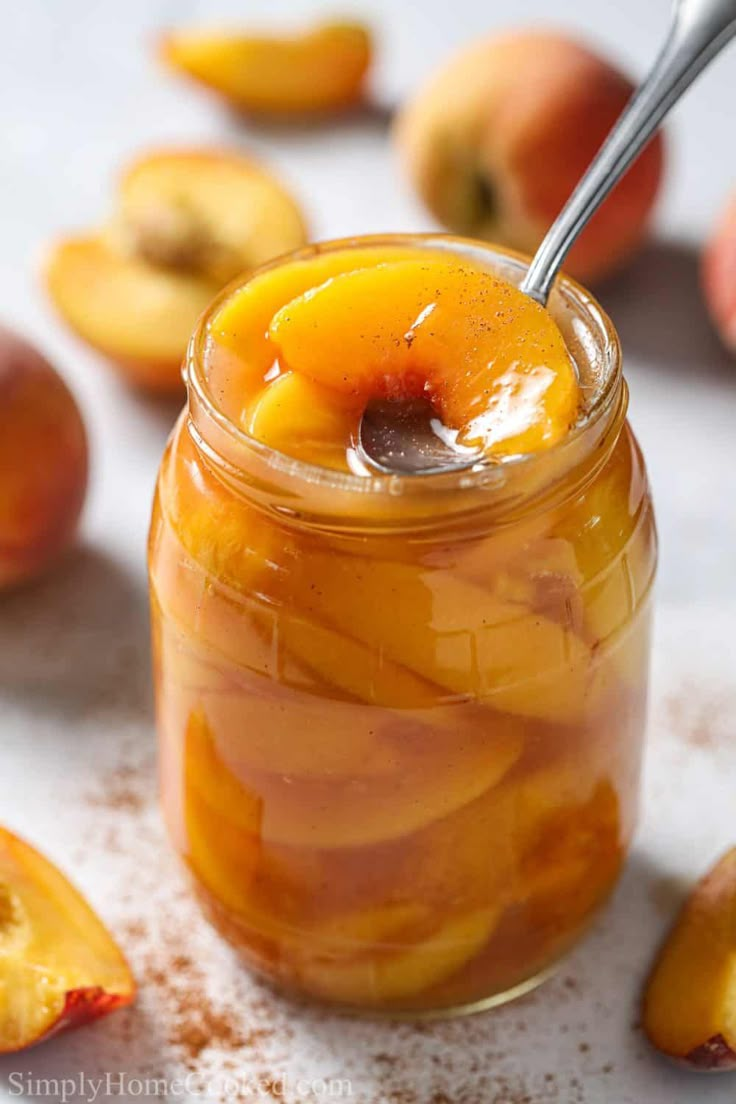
148,235,657,1016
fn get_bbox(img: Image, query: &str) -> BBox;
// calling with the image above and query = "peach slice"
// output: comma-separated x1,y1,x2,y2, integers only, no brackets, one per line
208,243,454,409
291,906,499,1006
277,536,596,724
46,149,307,393
181,710,262,915
184,708,263,835
643,848,736,1070
268,259,580,456
246,371,360,470
0,828,134,1053
396,31,664,284
228,713,522,850
550,424,656,687
198,686,398,780
0,327,88,590
160,21,372,117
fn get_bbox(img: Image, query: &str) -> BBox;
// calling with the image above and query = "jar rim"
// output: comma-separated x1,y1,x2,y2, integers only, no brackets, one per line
186,233,623,503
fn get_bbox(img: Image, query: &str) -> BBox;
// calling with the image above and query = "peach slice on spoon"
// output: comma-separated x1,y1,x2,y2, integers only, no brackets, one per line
268,258,580,457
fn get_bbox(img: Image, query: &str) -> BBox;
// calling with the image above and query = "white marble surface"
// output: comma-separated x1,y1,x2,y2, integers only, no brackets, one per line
1,1,735,1101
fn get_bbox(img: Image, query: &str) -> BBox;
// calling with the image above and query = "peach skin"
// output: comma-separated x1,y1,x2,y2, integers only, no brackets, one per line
159,20,372,117
702,192,736,354
45,148,307,394
396,30,664,284
643,848,736,1071
0,327,87,590
0,827,135,1053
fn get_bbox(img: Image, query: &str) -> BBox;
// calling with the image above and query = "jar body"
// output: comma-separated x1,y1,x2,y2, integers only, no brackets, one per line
149,402,656,1014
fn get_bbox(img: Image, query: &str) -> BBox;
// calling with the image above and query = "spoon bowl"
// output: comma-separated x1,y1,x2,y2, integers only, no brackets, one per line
357,397,483,476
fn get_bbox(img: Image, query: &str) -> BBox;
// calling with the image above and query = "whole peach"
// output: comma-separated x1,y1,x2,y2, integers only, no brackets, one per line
0,327,88,589
396,31,665,284
702,193,736,352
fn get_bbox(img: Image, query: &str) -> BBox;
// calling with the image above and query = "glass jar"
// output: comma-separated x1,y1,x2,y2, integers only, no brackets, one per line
148,236,656,1016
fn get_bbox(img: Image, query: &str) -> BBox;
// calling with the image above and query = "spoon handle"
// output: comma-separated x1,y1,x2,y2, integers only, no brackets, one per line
522,0,736,305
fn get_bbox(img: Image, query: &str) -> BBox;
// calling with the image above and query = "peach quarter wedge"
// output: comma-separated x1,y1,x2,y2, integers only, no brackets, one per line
45,149,307,393
0,828,135,1053
643,848,736,1071
160,20,373,117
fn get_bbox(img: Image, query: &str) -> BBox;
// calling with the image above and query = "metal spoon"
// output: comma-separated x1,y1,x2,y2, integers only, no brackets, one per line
358,0,736,476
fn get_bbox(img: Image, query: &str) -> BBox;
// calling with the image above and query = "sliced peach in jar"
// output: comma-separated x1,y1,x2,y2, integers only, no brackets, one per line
246,371,361,470
398,777,518,913
291,906,499,1007
154,414,286,600
156,426,599,724
180,710,262,915
268,259,580,456
551,425,656,686
514,778,623,934
184,788,261,918
150,516,444,709
208,243,453,406
280,540,598,724
160,21,372,117
0,828,134,1053
184,707,262,835
643,848,736,1071
223,707,522,849
198,684,399,779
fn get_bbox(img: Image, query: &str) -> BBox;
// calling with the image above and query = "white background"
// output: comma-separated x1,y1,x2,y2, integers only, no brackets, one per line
1,0,735,1101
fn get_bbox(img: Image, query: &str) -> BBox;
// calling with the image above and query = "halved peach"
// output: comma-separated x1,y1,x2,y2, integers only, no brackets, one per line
268,259,580,456
113,149,307,286
0,827,134,1053
45,149,307,393
46,237,215,392
643,848,736,1070
160,21,372,117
